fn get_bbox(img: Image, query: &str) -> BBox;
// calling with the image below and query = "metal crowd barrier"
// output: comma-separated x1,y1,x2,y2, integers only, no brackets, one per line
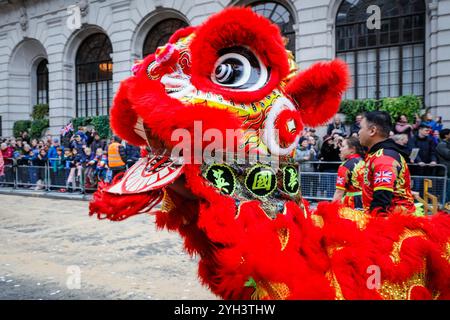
299,161,448,206
0,161,87,193
0,159,448,206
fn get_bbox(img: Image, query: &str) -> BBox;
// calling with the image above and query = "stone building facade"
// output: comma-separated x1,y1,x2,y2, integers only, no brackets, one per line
0,0,449,137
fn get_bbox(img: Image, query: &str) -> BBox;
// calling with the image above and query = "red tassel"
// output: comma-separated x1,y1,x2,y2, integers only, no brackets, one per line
89,174,164,221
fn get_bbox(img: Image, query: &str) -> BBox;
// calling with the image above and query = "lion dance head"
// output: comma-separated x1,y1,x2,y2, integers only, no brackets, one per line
89,8,449,300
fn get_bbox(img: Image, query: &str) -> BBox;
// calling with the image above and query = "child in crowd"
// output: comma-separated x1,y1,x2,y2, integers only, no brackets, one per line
95,148,108,182
50,147,66,189
84,147,97,190
65,148,78,192
32,148,47,190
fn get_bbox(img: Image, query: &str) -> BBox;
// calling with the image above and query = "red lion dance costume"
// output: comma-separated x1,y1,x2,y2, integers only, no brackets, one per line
90,8,450,300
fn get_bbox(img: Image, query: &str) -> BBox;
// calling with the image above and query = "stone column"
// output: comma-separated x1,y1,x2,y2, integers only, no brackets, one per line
46,17,72,136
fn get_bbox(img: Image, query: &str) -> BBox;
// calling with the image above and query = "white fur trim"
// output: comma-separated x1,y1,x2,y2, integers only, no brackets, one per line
262,97,300,156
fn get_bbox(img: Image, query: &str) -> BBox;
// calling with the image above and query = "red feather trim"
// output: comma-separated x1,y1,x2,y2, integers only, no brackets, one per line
168,26,197,44
109,77,146,146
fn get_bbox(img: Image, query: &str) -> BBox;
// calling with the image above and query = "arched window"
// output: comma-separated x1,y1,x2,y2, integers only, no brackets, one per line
75,33,113,117
336,0,425,100
143,19,189,57
36,59,49,105
251,1,296,55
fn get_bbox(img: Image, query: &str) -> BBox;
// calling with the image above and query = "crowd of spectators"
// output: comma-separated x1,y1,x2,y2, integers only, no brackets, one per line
294,112,448,169
2,111,450,200
0,125,140,192
294,111,450,199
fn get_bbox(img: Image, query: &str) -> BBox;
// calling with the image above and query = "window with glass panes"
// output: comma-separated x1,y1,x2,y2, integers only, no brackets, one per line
336,0,425,100
37,59,49,105
251,1,296,56
143,19,189,58
75,33,113,117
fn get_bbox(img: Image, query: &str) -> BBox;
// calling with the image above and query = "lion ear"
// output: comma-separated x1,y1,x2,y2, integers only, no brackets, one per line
285,59,350,127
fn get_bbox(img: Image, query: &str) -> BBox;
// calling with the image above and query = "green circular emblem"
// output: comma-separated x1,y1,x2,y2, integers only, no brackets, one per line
205,164,236,195
282,165,299,195
244,165,277,197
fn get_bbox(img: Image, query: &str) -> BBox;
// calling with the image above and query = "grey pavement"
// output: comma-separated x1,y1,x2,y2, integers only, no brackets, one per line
0,194,216,300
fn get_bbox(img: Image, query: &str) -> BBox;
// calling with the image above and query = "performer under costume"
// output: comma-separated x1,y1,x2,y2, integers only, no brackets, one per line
362,138,416,216
336,153,365,209
90,8,450,300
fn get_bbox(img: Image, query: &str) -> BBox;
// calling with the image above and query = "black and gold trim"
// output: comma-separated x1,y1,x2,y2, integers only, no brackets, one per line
204,163,237,195
244,164,277,198
282,165,299,195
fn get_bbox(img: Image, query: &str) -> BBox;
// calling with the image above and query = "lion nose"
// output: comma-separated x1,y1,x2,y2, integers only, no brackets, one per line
155,43,180,68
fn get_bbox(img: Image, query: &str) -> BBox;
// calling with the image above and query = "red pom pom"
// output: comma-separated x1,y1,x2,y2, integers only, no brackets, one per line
275,109,303,145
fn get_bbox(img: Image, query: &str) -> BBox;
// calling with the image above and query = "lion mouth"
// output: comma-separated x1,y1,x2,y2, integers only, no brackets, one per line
160,72,195,98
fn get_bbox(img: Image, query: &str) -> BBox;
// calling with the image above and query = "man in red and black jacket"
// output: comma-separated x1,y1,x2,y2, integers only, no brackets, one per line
359,111,415,216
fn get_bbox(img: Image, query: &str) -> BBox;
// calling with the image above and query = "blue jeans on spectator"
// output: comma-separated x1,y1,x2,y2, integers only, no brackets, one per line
28,167,38,185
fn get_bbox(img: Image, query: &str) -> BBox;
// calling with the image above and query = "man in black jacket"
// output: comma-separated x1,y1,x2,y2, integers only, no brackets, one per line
90,132,107,153
349,114,363,137
408,124,437,165
407,123,437,181
125,143,141,169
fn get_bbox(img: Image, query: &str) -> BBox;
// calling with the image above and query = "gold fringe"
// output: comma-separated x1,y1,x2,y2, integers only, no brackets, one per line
338,207,369,230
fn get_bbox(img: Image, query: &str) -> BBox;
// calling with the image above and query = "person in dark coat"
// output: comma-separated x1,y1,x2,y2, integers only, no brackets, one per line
125,143,141,169
349,114,363,137
407,124,437,165
407,123,438,193
327,115,347,137
318,134,342,198
90,132,107,152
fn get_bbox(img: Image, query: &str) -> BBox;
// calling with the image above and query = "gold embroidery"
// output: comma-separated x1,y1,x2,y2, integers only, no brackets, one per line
326,271,345,300
432,291,441,300
442,242,450,263
251,280,290,300
326,244,344,257
379,271,427,300
278,228,290,251
338,207,370,230
390,229,427,264
310,214,324,228
161,190,175,213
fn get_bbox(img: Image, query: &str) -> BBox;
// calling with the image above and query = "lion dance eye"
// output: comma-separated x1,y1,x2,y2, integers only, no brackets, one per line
211,46,269,91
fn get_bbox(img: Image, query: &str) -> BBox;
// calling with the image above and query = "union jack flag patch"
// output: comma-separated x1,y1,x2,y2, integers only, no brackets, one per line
374,171,392,184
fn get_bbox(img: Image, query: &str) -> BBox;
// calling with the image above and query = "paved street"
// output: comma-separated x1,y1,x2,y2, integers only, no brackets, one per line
0,194,216,300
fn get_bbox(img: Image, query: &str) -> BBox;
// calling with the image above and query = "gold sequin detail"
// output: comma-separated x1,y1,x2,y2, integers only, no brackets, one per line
432,291,441,300
326,271,345,300
378,271,427,300
311,214,324,228
251,280,291,300
390,229,427,264
442,242,450,263
278,228,289,251
338,207,370,230
161,190,176,213
326,244,344,257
